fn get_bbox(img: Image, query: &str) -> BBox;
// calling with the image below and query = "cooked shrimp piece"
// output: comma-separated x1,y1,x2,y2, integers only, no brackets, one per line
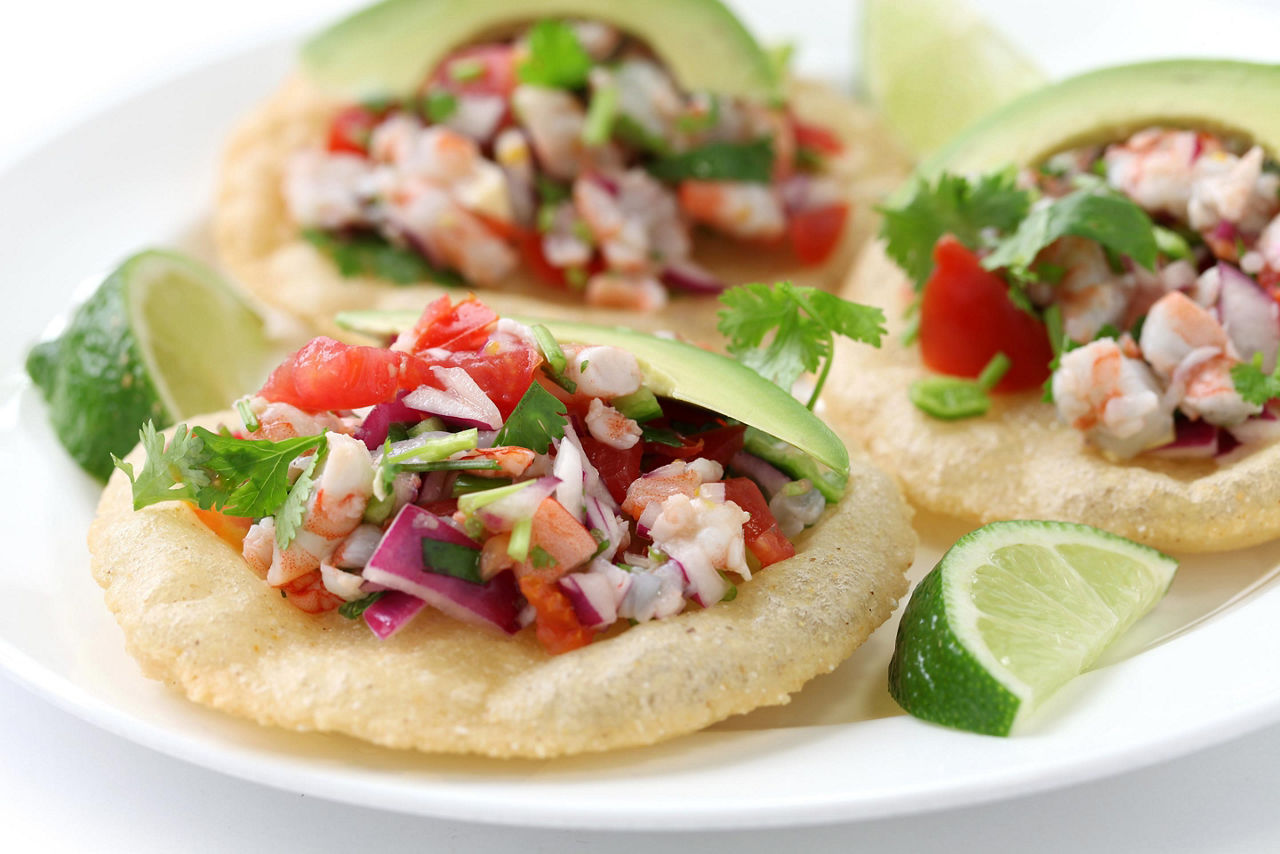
584,273,669,311
1052,338,1175,458
279,570,345,615
563,345,643,398
247,398,356,441
453,446,537,478
1038,236,1132,342
384,183,518,284
1104,128,1205,219
1138,291,1261,425
512,85,585,180
611,59,683,146
678,181,786,240
1189,145,1280,234
283,150,372,230
584,398,642,449
242,517,275,577
267,433,375,588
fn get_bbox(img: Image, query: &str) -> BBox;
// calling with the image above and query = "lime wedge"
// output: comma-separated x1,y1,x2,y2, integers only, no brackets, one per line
26,250,277,481
863,0,1047,156
889,520,1178,735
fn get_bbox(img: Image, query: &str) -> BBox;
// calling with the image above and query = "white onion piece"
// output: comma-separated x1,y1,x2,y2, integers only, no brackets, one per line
320,563,368,601
1218,262,1280,372
552,437,586,522
330,523,385,569
584,494,625,561
445,94,506,143
404,367,502,429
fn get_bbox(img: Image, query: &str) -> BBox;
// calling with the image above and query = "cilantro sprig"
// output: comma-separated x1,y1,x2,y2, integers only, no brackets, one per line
647,139,775,184
1231,353,1280,405
112,422,327,530
718,281,886,407
517,21,593,89
301,229,463,286
494,382,569,454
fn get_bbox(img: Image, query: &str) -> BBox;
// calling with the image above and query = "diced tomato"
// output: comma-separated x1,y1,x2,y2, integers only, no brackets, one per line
689,424,746,467
258,337,439,411
530,498,599,573
513,228,604,289
579,432,643,504
516,572,594,654
404,295,498,353
480,532,516,580
428,45,518,97
919,236,1053,393
327,105,383,156
191,507,252,549
788,203,849,266
792,119,844,156
723,478,795,567
433,346,542,418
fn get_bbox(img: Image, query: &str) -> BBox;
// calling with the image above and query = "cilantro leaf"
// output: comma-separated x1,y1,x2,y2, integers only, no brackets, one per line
718,281,885,407
517,21,593,89
112,421,211,510
647,139,774,184
1231,353,1280,405
494,383,568,454
981,187,1158,279
301,229,463,286
274,445,323,550
339,591,386,620
879,169,1031,288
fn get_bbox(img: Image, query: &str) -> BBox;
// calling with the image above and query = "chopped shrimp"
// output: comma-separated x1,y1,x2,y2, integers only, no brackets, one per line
267,433,375,588
1052,338,1175,458
622,458,723,525
584,272,669,311
283,150,372,230
494,128,536,226
247,398,356,441
242,517,275,578
678,181,786,240
611,59,683,146
649,492,751,588
1138,291,1261,425
384,183,518,284
1104,128,1205,219
563,345,643,398
512,85,585,180
575,170,690,272
1188,146,1280,234
1038,236,1132,342
279,570,345,615
584,398,642,449
396,127,513,224
453,446,536,478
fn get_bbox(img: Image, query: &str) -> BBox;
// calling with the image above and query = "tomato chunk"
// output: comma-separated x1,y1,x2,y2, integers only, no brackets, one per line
403,295,498,353
428,45,518,97
579,432,642,504
793,119,844,156
433,347,542,419
516,573,594,654
789,203,849,266
191,507,252,549
918,236,1053,393
326,105,383,156
723,478,795,567
258,337,438,410
530,498,598,574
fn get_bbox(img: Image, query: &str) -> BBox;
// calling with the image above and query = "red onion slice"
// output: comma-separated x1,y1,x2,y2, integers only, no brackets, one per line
558,571,618,629
363,591,427,639
728,451,791,500
660,262,728,295
1148,418,1219,459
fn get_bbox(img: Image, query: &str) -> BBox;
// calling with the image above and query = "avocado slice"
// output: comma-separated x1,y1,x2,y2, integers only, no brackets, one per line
336,309,850,486
914,60,1280,184
301,0,779,101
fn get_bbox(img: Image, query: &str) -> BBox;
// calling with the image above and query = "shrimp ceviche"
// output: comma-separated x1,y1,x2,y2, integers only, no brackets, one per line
881,127,1280,460
113,296,832,654
287,19,851,311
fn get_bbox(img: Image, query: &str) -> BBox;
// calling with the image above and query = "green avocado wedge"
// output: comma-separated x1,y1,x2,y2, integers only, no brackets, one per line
301,0,779,101
915,60,1280,185
336,309,851,488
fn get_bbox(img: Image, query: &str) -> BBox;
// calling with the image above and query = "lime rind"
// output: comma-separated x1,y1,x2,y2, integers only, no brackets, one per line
890,520,1177,735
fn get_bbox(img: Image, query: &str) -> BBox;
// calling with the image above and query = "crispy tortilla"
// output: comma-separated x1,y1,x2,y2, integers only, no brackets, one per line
213,75,912,341
825,241,1280,553
89,413,914,758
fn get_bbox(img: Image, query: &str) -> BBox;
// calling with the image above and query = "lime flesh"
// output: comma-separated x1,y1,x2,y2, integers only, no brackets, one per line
863,0,1047,156
26,250,276,481
889,520,1178,735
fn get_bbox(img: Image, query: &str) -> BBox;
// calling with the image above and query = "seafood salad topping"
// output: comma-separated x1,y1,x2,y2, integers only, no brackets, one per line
883,127,1280,459
287,19,851,310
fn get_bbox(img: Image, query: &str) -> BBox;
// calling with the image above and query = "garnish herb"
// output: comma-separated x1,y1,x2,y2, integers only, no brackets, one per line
301,229,463,286
517,21,592,89
880,168,1031,288
1154,225,1192,261
507,517,533,562
1231,353,1280,405
640,425,683,447
421,90,458,123
718,281,886,408
910,353,1011,420
531,324,575,392
582,81,619,146
647,139,774,184
375,429,479,500
235,397,259,433
494,382,569,454
338,591,386,620
530,545,558,570
448,58,485,82
113,422,325,518
421,538,484,584
274,446,323,549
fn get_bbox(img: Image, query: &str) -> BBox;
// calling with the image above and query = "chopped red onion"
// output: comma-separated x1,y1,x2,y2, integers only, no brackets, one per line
729,451,791,500
1218,262,1280,372
415,469,451,504
363,505,522,634
584,494,624,561
553,437,586,521
558,571,618,629
363,591,428,640
355,394,426,450
1148,418,1219,459
475,476,561,532
404,366,502,429
659,262,728,295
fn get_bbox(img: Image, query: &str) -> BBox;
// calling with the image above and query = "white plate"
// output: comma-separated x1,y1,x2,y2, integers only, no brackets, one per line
5,18,1280,832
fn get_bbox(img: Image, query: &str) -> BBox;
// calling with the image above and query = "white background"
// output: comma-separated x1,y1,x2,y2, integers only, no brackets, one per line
3,1,1280,851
